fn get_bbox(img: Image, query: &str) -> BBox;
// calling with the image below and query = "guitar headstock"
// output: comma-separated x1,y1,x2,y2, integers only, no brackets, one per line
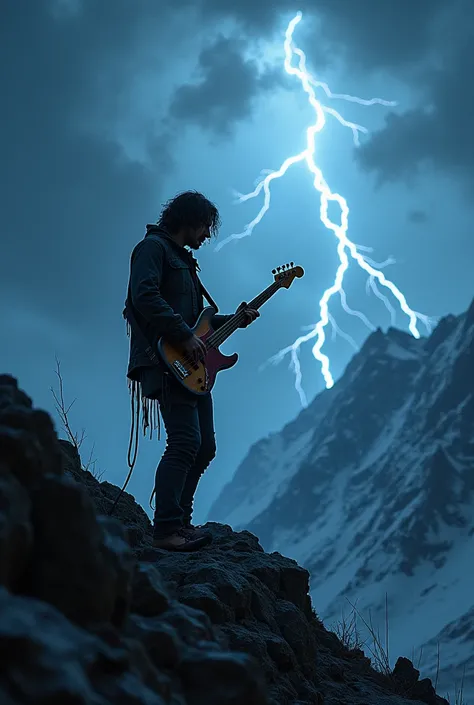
272,262,304,289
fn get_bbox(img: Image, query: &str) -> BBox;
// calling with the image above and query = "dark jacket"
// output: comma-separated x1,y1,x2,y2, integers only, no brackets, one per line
125,225,231,384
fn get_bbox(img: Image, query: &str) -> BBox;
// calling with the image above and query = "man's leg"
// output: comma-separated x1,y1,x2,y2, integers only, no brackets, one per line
153,385,201,540
180,391,216,527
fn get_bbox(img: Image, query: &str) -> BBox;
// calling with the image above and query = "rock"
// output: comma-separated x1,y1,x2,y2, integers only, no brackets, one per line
181,562,253,619
27,472,125,627
264,632,298,672
392,657,449,704
127,613,183,669
0,586,167,705
59,438,152,550
276,558,312,617
178,650,268,705
131,562,171,618
411,678,441,705
0,376,451,705
178,582,233,624
393,657,420,688
159,601,215,648
274,599,318,677
0,466,32,590
98,515,135,627
221,623,274,674
249,578,279,630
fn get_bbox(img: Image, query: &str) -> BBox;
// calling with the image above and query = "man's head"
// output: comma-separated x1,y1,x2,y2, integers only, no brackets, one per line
157,191,221,250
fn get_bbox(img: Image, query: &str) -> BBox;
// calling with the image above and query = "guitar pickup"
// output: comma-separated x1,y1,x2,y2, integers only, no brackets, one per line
172,360,189,379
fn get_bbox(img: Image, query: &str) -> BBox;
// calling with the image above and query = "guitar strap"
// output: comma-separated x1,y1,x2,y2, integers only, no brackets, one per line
198,276,219,313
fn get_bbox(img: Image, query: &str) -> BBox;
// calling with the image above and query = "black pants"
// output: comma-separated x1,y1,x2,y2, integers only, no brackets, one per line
153,379,216,539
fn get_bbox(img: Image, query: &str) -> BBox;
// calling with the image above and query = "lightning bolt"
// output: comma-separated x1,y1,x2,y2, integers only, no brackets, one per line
217,11,434,404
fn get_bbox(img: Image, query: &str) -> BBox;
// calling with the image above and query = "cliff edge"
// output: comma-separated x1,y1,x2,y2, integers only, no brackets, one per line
0,374,448,705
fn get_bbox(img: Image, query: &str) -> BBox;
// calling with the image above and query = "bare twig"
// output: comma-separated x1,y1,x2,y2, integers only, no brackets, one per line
51,357,104,481
51,356,85,451
83,441,104,480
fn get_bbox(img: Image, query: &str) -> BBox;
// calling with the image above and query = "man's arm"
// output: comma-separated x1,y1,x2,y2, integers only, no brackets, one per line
130,238,193,343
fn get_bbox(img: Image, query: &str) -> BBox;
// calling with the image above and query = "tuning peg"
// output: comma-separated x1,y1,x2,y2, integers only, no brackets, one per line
272,269,276,274
277,266,281,272
290,261,294,267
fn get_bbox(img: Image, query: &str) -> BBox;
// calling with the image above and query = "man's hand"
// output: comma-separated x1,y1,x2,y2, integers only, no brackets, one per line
236,301,260,328
180,334,207,363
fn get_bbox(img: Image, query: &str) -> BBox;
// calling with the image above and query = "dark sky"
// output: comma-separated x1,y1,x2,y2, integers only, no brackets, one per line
2,0,473,520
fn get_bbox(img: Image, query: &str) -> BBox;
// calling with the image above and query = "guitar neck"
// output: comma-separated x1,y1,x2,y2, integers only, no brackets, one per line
208,281,280,347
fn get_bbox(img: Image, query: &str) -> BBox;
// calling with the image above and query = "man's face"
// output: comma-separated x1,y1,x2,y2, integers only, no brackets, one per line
187,224,210,250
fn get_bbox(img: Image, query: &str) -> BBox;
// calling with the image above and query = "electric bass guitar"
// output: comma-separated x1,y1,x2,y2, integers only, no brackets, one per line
157,263,304,394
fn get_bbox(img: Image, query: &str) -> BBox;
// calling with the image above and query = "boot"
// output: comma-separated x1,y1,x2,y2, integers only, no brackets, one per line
182,522,212,543
153,528,210,552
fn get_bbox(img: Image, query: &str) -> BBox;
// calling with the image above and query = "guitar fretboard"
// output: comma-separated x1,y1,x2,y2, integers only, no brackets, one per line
207,280,281,348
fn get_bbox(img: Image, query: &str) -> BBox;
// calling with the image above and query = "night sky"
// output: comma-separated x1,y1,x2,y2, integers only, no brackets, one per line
2,0,473,522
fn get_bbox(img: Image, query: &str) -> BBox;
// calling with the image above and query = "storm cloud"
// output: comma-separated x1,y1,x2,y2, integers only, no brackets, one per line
200,0,445,69
169,36,282,136
194,0,474,189
357,28,474,188
1,1,176,332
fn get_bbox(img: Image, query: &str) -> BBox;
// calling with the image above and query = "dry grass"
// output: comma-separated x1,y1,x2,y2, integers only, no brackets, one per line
51,357,104,481
446,665,466,705
332,601,366,652
345,595,391,676
336,596,468,704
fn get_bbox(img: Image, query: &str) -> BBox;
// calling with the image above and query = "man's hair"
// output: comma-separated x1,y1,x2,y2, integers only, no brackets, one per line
157,191,221,237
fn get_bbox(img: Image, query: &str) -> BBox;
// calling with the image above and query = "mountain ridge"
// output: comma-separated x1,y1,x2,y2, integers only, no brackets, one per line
208,298,474,700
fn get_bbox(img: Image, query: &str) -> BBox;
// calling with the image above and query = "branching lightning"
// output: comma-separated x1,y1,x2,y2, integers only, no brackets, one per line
216,11,434,405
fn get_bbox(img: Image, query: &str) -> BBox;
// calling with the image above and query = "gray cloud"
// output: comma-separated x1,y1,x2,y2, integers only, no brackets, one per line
168,36,282,136
166,0,444,140
183,0,474,191
305,0,445,70
407,209,429,225
200,0,445,70
193,0,474,191
0,1,176,332
356,28,474,188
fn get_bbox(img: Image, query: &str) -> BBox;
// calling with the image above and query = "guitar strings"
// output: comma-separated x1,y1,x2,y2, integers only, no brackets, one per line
178,308,248,374
209,280,280,347
176,277,283,375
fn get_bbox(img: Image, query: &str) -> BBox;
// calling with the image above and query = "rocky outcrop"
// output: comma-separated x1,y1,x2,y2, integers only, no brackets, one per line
0,374,448,704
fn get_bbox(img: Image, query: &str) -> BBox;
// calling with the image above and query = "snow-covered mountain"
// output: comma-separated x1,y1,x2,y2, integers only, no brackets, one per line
208,298,474,700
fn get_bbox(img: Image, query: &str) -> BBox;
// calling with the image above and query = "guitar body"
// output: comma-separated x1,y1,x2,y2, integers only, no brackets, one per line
156,263,304,395
158,307,238,395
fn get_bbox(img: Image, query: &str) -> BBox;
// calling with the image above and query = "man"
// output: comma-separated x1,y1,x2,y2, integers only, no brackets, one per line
125,191,259,551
